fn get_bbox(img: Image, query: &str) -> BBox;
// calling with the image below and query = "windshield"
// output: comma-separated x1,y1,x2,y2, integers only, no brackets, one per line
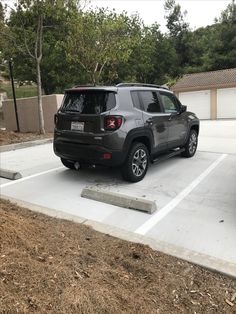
61,91,116,114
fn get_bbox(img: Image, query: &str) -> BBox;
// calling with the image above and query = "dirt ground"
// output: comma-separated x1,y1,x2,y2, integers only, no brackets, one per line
0,130,52,146
0,199,235,313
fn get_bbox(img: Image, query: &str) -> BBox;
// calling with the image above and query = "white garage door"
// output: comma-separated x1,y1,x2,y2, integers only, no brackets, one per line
179,90,211,119
217,88,236,119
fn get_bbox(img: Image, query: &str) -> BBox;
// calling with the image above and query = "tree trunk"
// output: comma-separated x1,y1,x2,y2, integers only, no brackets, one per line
92,73,96,85
36,58,45,134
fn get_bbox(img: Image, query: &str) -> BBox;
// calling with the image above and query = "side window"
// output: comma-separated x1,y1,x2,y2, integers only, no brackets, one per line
131,91,142,110
139,91,162,113
159,92,179,113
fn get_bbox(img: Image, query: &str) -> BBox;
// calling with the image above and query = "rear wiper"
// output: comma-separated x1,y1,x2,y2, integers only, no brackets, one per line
63,109,81,113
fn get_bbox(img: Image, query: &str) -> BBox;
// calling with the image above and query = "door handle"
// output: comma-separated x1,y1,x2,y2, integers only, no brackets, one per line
146,118,153,125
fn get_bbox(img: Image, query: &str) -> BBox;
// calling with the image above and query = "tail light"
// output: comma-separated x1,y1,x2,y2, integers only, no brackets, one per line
104,116,123,131
103,153,112,159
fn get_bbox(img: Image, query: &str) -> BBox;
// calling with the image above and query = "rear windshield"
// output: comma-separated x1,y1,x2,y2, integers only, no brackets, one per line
61,91,116,114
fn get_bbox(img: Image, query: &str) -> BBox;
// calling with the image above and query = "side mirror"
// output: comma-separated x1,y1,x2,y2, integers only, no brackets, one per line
180,105,187,113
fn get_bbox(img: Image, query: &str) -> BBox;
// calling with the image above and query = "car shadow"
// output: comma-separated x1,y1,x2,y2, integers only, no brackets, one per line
55,154,192,188
56,165,125,187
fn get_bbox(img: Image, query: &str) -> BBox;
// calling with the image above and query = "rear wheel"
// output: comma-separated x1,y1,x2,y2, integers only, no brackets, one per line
181,129,198,158
121,142,149,182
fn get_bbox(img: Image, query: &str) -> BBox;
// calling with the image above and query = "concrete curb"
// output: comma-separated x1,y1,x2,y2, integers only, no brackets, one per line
0,168,22,180
0,195,86,224
81,187,157,214
0,138,53,152
85,220,236,280
1,194,236,279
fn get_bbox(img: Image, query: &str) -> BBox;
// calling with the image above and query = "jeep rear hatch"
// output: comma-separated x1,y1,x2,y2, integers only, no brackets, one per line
61,90,116,114
58,90,116,133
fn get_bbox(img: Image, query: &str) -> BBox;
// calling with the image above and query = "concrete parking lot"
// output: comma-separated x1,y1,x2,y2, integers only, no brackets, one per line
1,120,236,277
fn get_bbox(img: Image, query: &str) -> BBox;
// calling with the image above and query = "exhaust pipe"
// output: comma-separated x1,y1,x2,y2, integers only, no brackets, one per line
74,162,80,170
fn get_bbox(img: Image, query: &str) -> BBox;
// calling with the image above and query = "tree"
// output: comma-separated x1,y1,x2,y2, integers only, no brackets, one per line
0,2,13,84
66,9,141,84
218,0,236,23
181,24,218,73
119,23,177,85
123,25,159,83
164,0,191,75
6,0,46,133
208,0,236,69
0,1,6,75
2,0,80,134
164,0,189,37
163,0,236,74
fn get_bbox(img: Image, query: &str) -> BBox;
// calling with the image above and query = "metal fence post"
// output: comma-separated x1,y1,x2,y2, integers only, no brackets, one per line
9,60,19,132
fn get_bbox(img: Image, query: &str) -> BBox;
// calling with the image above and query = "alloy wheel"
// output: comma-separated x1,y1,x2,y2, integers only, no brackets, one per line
189,132,197,155
132,148,148,177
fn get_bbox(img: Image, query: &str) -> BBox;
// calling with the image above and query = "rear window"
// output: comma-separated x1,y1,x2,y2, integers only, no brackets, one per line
131,91,142,110
61,91,116,114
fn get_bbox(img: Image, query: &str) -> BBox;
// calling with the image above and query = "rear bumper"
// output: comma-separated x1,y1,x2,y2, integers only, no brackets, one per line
53,137,126,167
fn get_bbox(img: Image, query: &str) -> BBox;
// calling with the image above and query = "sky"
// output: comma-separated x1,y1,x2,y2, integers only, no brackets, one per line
89,0,232,31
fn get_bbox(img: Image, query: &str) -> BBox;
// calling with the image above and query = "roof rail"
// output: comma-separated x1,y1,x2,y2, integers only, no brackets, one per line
116,83,169,90
73,84,96,88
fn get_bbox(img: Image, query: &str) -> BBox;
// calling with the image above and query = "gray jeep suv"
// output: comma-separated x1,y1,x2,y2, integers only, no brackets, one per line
53,83,199,182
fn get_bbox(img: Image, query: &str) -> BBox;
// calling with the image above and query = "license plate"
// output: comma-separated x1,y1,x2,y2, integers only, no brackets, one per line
71,121,84,131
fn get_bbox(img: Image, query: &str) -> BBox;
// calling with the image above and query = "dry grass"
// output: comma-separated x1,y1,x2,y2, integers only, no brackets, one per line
0,199,236,313
0,130,52,146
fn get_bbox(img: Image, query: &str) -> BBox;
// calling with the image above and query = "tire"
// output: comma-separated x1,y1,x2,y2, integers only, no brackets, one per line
61,158,76,170
181,129,198,158
121,142,149,182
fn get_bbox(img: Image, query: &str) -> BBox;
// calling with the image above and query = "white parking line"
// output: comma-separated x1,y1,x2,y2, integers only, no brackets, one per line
0,166,64,188
135,153,227,235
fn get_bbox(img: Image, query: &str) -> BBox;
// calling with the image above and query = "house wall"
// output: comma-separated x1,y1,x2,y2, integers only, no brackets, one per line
2,94,64,132
210,89,217,120
175,85,236,120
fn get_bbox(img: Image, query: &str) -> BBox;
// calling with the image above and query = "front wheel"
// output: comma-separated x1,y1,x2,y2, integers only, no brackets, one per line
121,142,149,182
181,129,198,158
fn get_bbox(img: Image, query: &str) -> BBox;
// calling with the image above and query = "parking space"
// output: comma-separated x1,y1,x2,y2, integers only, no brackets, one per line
143,154,236,263
198,119,236,154
1,120,236,275
0,151,222,218
1,143,60,177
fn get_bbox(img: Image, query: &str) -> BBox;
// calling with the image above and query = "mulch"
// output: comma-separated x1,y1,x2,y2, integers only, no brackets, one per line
0,199,235,313
0,130,52,146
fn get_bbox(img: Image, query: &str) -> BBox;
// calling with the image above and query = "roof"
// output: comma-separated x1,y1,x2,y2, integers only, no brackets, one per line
172,68,236,92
